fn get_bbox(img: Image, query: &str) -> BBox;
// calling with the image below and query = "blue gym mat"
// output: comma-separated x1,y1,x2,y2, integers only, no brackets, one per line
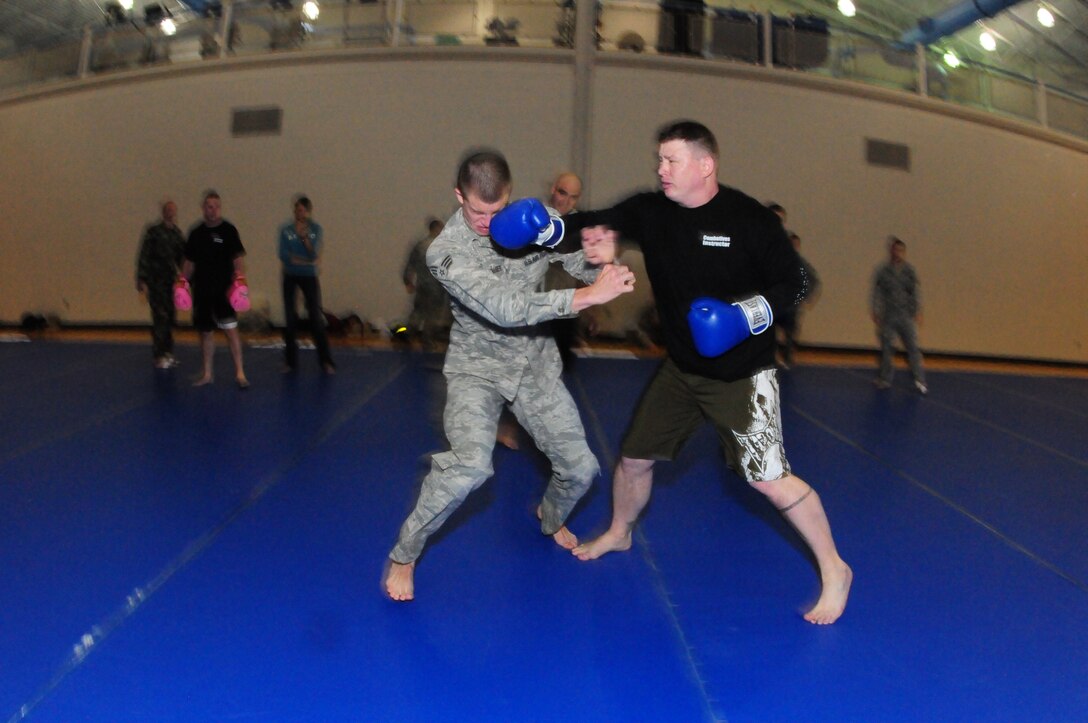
1,340,1085,722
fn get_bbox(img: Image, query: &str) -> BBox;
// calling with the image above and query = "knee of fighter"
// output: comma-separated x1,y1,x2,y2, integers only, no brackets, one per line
567,453,601,487
431,449,493,485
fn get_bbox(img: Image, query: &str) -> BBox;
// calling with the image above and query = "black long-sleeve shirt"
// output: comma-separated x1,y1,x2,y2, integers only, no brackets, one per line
567,184,807,381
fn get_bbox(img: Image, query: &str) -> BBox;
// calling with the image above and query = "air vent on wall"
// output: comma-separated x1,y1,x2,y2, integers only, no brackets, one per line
231,107,283,137
866,138,910,171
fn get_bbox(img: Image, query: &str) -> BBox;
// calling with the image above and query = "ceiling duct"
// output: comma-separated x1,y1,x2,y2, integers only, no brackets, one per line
897,0,1025,47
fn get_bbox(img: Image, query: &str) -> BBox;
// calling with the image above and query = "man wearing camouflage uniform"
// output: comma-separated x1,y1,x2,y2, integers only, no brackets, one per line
384,150,636,601
402,217,453,351
871,236,927,394
136,200,186,368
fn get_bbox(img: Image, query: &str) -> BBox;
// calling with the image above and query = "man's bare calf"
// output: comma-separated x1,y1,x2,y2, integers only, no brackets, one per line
764,476,851,625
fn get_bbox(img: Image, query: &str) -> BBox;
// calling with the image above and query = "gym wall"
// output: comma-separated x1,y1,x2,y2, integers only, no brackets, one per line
0,48,1084,363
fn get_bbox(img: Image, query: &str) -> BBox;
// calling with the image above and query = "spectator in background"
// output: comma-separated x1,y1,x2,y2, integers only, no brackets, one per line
279,195,335,374
871,236,926,394
765,203,819,368
777,233,820,368
403,217,453,352
183,190,249,389
543,171,587,368
549,172,582,216
136,199,186,369
498,171,587,449
766,202,787,226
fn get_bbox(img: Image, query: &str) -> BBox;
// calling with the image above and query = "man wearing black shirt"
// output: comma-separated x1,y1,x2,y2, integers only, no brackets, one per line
182,190,249,388
570,120,851,624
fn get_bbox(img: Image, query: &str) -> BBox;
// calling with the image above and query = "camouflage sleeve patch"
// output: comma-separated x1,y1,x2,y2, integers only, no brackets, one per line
431,254,453,279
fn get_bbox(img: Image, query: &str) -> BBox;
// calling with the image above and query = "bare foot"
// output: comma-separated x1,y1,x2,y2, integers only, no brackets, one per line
537,506,578,550
572,528,632,561
803,562,852,625
384,561,415,601
236,376,250,390
552,525,578,550
192,375,213,387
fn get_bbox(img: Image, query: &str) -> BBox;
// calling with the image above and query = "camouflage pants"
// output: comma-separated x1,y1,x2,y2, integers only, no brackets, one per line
147,282,176,358
389,371,600,564
877,314,925,384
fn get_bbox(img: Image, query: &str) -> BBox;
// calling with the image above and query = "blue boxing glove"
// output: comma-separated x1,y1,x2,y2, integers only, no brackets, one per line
688,296,774,357
490,198,565,250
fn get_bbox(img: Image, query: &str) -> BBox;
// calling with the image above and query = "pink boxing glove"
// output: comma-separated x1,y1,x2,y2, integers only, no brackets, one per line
228,273,250,312
174,277,192,311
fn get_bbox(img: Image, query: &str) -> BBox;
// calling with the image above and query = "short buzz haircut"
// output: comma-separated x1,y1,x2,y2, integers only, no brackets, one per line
657,120,719,159
203,189,221,203
889,235,906,249
456,150,512,203
295,195,312,211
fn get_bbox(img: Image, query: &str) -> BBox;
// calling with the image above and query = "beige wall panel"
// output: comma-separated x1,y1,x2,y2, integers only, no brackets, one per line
1,52,1084,362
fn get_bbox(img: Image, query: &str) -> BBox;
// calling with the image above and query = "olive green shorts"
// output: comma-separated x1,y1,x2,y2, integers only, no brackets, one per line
620,358,791,483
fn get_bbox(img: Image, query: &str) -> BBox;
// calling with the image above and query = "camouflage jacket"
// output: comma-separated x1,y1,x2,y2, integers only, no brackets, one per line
426,208,598,398
871,261,921,319
137,221,186,288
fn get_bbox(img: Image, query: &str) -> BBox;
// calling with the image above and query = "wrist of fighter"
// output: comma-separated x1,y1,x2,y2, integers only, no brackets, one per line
734,296,773,334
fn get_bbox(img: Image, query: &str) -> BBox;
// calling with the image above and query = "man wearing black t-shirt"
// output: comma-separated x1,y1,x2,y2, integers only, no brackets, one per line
569,120,851,624
182,190,249,388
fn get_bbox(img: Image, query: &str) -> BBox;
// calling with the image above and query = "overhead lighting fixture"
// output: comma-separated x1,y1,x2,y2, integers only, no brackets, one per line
104,2,127,25
943,49,961,68
144,3,166,25
979,31,996,51
303,1,320,20
1037,5,1055,28
837,0,856,18
161,18,177,35
119,0,134,9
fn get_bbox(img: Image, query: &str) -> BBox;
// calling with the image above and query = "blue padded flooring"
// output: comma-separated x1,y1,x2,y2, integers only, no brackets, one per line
0,339,1085,722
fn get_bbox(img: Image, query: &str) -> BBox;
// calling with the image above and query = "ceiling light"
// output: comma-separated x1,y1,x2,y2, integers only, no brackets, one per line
303,1,320,20
119,0,134,9
1037,6,1055,28
837,0,856,18
104,2,127,25
979,31,996,51
161,18,177,35
943,50,961,68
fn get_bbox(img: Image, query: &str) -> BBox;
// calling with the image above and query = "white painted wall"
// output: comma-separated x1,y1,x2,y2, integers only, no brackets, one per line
586,60,1088,362
0,49,1084,362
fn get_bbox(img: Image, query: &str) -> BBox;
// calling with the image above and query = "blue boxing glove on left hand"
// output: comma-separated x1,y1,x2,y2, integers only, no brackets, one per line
688,296,774,357
490,198,565,250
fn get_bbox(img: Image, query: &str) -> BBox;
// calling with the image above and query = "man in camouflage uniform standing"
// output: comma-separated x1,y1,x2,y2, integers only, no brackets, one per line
384,150,636,601
136,200,186,368
871,236,927,394
402,217,453,351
